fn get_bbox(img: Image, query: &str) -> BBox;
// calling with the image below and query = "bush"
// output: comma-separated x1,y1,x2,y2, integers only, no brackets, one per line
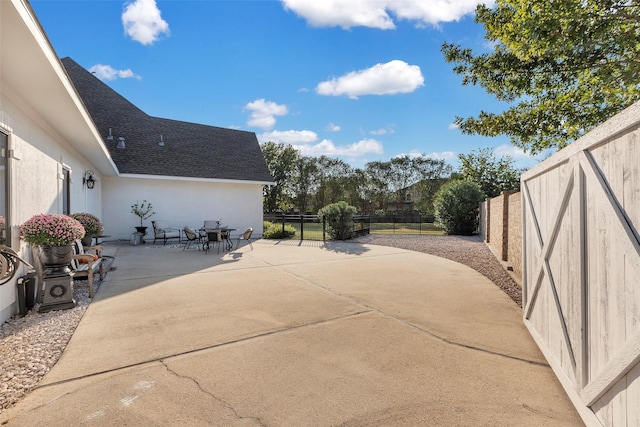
318,201,356,240
262,220,296,239
433,180,485,235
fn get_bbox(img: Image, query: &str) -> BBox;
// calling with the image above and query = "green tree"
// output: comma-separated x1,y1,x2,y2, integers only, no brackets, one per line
342,168,369,212
292,156,319,214
364,161,392,211
442,0,640,154
409,157,452,216
434,180,486,235
261,141,299,213
458,148,522,198
312,156,352,211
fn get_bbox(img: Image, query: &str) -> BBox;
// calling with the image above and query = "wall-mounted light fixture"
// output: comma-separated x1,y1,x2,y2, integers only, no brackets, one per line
83,170,96,189
116,137,126,149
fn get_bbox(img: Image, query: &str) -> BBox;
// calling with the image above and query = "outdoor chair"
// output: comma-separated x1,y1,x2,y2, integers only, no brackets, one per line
235,227,253,250
183,226,202,251
202,228,223,254
152,220,182,245
70,240,105,298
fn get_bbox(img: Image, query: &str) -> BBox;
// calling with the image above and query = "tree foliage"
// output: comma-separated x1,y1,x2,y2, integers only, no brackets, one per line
434,180,486,235
442,0,640,154
262,142,461,217
458,147,522,198
261,141,299,213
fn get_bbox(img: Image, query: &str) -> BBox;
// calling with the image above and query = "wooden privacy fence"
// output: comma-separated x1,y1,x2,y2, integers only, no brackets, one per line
521,102,640,426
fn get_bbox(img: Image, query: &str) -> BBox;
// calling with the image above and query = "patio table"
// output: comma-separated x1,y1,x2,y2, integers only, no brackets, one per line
200,228,236,253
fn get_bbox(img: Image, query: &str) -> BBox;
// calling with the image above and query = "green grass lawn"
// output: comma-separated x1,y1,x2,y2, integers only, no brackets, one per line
279,221,445,241
370,222,445,236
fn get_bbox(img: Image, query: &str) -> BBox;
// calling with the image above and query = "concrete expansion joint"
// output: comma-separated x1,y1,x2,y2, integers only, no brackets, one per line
159,360,267,426
273,260,547,368
396,317,550,368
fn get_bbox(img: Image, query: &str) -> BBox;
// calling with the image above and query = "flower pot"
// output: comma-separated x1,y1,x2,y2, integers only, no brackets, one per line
81,235,93,247
135,226,148,243
39,244,74,275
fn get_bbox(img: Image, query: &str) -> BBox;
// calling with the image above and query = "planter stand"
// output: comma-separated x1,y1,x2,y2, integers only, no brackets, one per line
39,270,75,312
135,226,148,244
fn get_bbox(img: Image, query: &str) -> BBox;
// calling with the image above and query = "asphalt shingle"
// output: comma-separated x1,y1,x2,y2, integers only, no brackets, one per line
62,57,273,182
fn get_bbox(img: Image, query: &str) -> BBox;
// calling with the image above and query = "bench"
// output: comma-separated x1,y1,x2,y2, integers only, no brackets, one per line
71,240,105,298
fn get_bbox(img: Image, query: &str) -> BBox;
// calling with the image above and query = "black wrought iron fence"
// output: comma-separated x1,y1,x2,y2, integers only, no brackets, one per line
263,212,443,241
368,213,443,235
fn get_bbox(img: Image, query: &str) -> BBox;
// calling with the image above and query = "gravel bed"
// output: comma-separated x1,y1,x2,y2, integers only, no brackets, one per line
0,237,519,414
0,256,113,414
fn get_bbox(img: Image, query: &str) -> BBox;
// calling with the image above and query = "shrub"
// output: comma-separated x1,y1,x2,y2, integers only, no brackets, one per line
318,201,356,240
434,180,485,235
263,220,296,239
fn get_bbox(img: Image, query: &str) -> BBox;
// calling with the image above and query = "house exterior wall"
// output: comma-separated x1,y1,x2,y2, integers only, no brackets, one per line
102,176,264,243
0,93,104,323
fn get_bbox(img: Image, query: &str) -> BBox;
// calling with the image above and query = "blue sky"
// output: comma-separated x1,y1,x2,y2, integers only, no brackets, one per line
30,0,547,170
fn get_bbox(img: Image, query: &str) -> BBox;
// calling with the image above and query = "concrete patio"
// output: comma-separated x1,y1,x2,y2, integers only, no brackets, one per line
0,240,582,426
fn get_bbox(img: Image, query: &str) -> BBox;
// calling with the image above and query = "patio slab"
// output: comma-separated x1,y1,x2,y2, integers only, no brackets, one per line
0,240,582,426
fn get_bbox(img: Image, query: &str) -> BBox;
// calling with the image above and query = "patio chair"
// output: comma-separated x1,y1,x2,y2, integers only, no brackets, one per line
152,220,182,245
183,226,202,251
203,228,223,254
70,240,105,298
235,227,253,250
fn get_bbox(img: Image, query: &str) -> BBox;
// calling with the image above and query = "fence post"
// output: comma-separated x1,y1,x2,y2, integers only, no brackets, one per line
281,214,285,236
322,216,326,241
300,215,304,240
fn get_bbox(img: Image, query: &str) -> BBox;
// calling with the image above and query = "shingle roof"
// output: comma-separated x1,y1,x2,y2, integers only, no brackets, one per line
61,57,273,183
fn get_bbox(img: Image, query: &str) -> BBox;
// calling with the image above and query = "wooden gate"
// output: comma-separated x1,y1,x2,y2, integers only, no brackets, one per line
522,102,640,427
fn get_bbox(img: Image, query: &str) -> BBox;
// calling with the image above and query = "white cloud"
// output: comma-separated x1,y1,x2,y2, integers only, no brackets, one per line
258,129,383,158
282,0,394,30
448,122,460,130
422,151,456,160
493,144,533,159
326,122,341,132
370,126,395,135
245,99,289,129
387,1,491,26
89,64,141,81
122,0,170,45
316,60,424,99
294,138,384,158
281,0,492,29
259,129,317,144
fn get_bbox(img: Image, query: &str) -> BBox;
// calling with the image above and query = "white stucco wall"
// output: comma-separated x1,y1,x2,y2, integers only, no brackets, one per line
0,93,104,323
102,176,264,243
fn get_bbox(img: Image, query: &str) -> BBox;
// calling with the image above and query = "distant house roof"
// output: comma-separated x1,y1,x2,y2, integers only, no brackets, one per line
62,57,273,183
